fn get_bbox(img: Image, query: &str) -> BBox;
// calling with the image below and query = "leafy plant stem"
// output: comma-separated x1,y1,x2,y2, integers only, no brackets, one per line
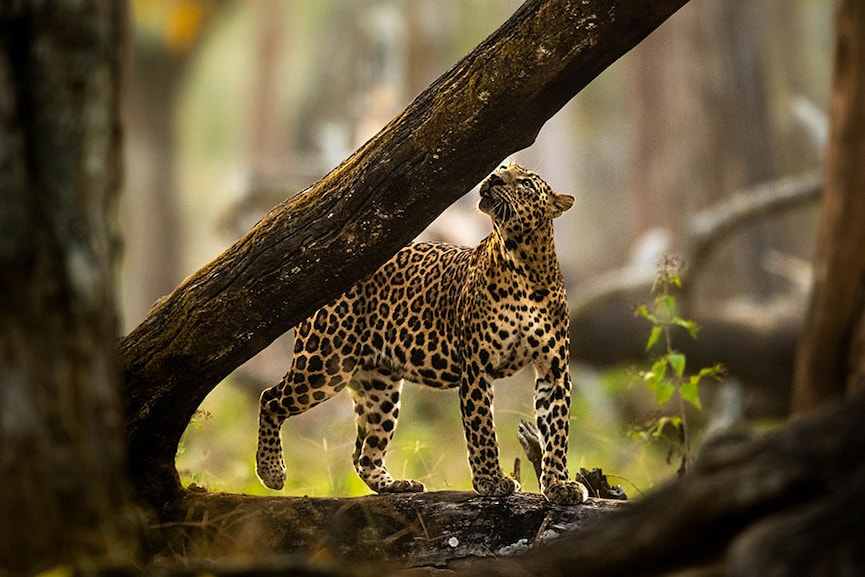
664,312,691,476
633,255,724,477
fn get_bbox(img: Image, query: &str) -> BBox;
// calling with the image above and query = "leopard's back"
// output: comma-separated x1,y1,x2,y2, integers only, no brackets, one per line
294,241,474,389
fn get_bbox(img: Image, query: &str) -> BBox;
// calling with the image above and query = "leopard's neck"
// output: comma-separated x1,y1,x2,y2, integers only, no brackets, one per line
481,221,564,288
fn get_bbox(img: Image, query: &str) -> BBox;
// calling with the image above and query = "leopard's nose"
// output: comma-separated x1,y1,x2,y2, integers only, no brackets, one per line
486,173,505,187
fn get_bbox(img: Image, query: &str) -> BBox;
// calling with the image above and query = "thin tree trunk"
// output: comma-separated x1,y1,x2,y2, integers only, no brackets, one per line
0,2,136,573
793,0,865,411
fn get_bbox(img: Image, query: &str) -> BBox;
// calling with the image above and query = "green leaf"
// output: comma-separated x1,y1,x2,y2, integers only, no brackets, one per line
632,416,683,444
652,416,682,439
681,377,702,410
635,304,659,324
673,317,699,339
670,274,683,289
650,359,668,381
646,326,663,351
642,359,674,405
657,415,682,429
695,364,726,381
653,379,675,406
668,353,686,378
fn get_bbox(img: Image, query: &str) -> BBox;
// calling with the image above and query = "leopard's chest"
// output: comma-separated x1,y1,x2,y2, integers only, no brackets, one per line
463,275,565,379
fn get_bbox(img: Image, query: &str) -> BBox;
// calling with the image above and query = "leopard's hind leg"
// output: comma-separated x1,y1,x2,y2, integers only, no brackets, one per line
256,383,291,490
349,369,425,494
256,316,357,490
256,368,350,490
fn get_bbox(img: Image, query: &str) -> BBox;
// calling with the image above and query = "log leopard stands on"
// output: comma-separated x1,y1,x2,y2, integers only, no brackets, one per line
151,490,628,568
149,423,628,570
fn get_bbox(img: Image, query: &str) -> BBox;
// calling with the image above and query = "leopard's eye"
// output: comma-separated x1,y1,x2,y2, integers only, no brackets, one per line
520,178,536,190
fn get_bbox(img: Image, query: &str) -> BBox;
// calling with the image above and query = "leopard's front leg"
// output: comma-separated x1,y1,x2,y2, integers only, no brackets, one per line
534,368,588,505
459,365,519,497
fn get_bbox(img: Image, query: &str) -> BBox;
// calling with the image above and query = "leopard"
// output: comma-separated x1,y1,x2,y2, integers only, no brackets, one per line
256,163,588,505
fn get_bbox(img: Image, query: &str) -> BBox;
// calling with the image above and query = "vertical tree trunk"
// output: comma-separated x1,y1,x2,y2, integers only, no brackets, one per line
793,0,865,411
0,2,136,573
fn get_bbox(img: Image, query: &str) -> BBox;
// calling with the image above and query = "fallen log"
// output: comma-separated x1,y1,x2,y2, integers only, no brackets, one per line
148,490,628,568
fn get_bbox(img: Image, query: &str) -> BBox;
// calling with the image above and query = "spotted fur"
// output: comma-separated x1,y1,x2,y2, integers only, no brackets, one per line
256,163,588,505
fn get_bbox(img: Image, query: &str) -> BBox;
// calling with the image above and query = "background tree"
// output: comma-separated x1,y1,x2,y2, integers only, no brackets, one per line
569,0,822,416
0,2,136,573
122,0,225,330
793,0,865,410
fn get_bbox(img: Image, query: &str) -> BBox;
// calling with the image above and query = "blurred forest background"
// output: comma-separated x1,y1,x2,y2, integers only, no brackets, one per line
124,0,832,498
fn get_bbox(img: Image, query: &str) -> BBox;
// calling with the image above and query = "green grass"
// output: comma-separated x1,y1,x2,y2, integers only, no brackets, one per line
176,365,680,499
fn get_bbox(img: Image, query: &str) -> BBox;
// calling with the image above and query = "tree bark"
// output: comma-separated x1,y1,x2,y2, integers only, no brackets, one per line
793,0,865,411
118,0,691,507
150,491,628,567
0,2,136,573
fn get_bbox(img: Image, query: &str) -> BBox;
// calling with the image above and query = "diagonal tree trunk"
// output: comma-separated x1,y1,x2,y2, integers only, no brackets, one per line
118,0,691,507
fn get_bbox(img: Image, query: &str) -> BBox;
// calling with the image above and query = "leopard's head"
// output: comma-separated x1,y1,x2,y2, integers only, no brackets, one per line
478,163,574,236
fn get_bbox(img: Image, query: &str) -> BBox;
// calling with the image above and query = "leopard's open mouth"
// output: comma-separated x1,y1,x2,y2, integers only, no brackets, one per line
479,174,511,221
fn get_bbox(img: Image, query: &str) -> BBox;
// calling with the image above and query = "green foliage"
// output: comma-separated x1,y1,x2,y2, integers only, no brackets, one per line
633,256,725,476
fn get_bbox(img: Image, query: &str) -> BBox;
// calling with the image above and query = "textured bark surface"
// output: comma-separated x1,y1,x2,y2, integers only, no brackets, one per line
118,0,691,507
0,2,135,573
150,491,628,567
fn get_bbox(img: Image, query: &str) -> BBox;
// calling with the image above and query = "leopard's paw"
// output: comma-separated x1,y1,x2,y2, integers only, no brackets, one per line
473,474,520,497
543,479,588,505
255,451,286,491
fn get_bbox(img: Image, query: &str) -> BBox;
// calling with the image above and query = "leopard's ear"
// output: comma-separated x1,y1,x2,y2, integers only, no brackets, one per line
547,193,575,218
